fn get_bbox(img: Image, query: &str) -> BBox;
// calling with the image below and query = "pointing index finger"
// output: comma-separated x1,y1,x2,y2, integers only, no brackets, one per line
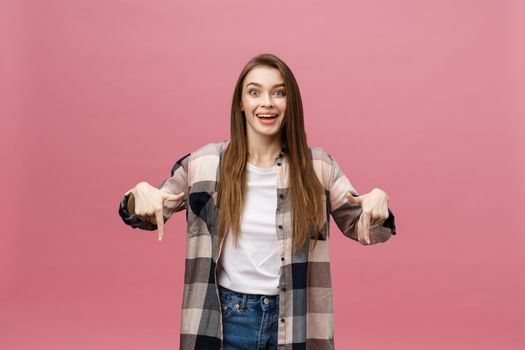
156,208,165,242
362,210,371,244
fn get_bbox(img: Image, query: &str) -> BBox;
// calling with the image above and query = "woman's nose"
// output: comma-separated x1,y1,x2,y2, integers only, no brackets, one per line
261,92,274,106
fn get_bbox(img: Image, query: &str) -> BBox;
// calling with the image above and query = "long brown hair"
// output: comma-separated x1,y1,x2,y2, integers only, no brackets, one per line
217,53,325,254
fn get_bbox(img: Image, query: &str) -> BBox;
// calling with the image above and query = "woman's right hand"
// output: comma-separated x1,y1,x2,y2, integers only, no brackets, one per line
125,182,185,241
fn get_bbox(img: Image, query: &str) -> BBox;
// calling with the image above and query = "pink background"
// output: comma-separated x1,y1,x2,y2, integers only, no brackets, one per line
2,0,524,349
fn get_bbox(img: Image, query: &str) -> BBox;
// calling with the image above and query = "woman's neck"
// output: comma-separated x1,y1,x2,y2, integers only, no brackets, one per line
246,137,283,167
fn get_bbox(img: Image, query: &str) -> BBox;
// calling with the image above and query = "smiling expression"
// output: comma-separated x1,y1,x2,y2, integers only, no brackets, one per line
240,66,287,140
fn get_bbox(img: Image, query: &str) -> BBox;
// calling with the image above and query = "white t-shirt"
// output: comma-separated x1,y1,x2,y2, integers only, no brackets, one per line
217,162,281,295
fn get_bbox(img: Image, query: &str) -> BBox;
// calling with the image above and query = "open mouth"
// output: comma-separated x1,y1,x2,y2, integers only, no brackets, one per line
256,113,278,120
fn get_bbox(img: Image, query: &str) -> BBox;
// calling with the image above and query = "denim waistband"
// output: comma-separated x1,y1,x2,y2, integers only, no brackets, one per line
218,285,279,311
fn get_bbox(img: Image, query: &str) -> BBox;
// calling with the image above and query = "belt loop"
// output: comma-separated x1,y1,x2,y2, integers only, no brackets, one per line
240,293,247,311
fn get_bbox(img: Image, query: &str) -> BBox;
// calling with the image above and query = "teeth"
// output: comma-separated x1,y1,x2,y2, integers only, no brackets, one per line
257,114,277,117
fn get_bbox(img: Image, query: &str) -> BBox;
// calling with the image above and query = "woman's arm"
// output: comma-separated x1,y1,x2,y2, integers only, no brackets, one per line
328,154,396,245
118,152,191,231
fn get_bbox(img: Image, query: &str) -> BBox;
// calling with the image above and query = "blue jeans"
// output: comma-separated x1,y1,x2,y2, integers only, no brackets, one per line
218,285,279,350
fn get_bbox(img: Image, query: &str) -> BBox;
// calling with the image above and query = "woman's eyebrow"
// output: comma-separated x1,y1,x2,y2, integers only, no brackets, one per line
246,82,285,88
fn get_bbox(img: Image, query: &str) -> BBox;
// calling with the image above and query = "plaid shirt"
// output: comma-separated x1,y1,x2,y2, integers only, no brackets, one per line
118,139,396,350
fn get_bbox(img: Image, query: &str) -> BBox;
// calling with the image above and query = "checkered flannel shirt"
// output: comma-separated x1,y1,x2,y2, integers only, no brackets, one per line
118,139,397,350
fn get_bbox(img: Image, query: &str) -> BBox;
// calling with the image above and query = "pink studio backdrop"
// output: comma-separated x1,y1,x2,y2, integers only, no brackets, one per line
2,0,524,349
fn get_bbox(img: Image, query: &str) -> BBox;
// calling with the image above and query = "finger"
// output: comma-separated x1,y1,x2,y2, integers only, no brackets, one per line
371,202,389,226
138,214,149,221
370,210,388,227
359,210,371,245
346,192,361,206
155,208,165,242
162,191,185,201
370,217,382,228
369,210,382,227
356,214,365,244
148,213,156,224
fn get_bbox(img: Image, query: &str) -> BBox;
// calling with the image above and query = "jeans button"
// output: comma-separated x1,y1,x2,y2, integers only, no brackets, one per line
263,297,269,304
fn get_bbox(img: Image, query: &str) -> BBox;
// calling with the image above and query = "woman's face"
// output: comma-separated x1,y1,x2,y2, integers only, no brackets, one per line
240,66,287,141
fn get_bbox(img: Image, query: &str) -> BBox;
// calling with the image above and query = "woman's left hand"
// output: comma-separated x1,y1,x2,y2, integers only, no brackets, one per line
346,188,390,245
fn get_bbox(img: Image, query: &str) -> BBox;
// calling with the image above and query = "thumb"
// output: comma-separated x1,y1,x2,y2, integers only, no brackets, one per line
163,191,185,201
346,191,362,205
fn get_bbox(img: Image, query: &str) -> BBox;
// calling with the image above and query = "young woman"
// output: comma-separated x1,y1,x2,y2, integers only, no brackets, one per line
118,53,396,350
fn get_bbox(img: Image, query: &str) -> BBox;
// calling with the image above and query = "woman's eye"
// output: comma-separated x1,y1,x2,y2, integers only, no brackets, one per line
248,89,285,96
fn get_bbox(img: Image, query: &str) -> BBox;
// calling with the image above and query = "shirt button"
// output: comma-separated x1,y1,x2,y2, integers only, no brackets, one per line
281,318,285,323
281,287,286,291
281,257,285,262
277,162,282,166
279,194,284,199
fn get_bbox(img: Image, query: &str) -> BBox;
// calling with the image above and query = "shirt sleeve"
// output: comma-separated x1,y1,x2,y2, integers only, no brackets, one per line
118,152,191,231
328,154,396,245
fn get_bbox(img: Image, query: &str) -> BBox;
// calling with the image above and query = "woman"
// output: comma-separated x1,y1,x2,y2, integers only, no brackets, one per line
118,53,396,350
